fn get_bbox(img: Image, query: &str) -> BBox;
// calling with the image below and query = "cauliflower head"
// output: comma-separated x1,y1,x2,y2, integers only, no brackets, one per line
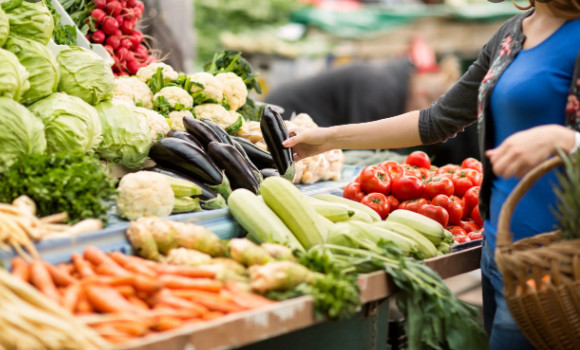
154,86,193,115
113,77,154,109
193,103,242,133
168,110,194,131
136,62,179,84
215,72,248,111
135,107,170,142
189,72,224,104
116,171,175,220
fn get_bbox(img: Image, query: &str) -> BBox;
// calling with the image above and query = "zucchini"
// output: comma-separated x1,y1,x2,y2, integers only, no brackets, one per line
260,177,326,249
228,189,304,252
348,221,417,257
386,209,445,246
172,197,201,214
260,106,295,180
375,221,438,259
313,194,382,222
307,197,354,223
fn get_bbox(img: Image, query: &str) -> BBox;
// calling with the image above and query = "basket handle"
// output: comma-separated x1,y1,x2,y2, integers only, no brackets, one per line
496,156,563,249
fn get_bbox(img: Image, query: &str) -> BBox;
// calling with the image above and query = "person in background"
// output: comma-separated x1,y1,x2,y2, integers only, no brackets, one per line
283,0,580,349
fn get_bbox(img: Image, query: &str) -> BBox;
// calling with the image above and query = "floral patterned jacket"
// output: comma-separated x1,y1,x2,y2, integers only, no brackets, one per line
418,12,580,221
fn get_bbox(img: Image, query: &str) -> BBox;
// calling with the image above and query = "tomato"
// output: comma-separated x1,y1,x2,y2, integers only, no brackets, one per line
343,182,365,202
471,205,483,226
454,234,470,244
458,220,480,233
418,204,449,227
431,195,463,225
452,170,476,197
354,175,361,183
359,166,391,195
461,157,483,173
424,176,454,199
391,175,424,201
378,161,404,180
415,167,431,181
385,195,400,213
446,225,467,237
468,230,483,241
463,186,480,219
436,164,460,176
398,198,429,212
463,168,483,186
361,193,390,219
405,151,431,169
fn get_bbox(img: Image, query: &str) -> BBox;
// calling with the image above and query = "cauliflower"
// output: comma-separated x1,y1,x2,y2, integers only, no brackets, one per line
215,72,248,111
154,86,193,115
136,62,179,84
116,171,175,220
168,110,194,131
135,107,170,141
193,103,242,133
113,77,154,109
189,72,224,104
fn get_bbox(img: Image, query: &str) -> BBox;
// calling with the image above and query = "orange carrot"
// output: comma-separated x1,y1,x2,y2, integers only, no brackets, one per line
62,283,82,313
105,275,135,287
110,251,157,267
10,257,29,282
151,316,184,332
173,289,244,313
151,289,208,316
201,311,224,321
124,261,157,278
115,285,136,297
225,281,275,309
149,305,198,319
154,265,216,279
46,263,76,287
29,260,61,304
132,275,163,293
57,263,75,275
127,296,150,310
100,334,139,345
75,290,94,314
84,284,144,314
91,319,149,337
159,275,222,292
72,254,95,278
95,262,132,277
85,247,131,277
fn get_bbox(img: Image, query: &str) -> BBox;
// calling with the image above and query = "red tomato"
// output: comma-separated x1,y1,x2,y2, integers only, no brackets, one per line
360,166,391,195
398,198,429,212
415,167,431,181
471,205,483,226
436,164,460,176
458,220,480,233
361,193,390,219
468,231,483,241
405,151,431,169
385,195,400,213
418,204,449,227
454,234,470,244
463,186,480,219
423,175,454,199
452,170,476,197
354,175,361,183
391,175,424,201
461,157,483,173
343,182,365,202
463,168,483,186
446,225,467,237
431,195,463,225
378,161,404,180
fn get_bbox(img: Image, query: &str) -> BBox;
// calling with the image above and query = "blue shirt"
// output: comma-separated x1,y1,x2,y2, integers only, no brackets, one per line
484,18,580,250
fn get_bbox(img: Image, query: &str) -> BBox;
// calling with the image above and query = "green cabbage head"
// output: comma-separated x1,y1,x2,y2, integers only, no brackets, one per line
0,47,30,101
96,100,152,169
4,0,53,45
0,97,46,172
57,47,115,106
5,36,59,105
29,93,102,154
0,6,9,47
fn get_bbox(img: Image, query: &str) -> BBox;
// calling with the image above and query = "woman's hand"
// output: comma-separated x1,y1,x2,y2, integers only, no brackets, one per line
283,127,334,161
485,125,575,178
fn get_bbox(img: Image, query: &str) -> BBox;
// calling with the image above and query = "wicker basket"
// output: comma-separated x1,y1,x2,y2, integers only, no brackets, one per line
495,156,580,350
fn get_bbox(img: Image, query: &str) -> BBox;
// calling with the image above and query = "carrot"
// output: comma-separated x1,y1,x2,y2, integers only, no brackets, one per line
84,284,144,314
46,262,76,287
115,285,136,297
100,334,138,345
173,289,244,313
72,254,95,278
151,316,184,332
62,283,82,313
225,281,275,309
57,263,75,275
85,247,131,277
10,256,29,282
132,275,163,293
95,262,132,277
105,275,135,287
29,260,61,304
127,296,150,310
75,290,94,315
159,275,222,292
91,319,149,337
124,261,157,278
151,289,208,316
201,311,224,321
154,265,216,279
149,305,199,319
110,251,156,267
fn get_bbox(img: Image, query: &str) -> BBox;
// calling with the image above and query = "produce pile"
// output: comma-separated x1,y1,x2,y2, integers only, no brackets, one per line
343,151,484,244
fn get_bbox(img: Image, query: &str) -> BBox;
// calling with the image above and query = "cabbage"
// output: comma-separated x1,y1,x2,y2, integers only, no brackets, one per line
57,47,115,106
4,0,53,45
0,47,30,101
0,6,9,47
96,100,152,169
5,36,59,105
0,97,46,172
28,93,102,154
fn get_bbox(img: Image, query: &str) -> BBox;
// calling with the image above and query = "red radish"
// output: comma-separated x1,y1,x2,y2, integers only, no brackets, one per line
127,0,137,7
105,35,121,50
101,17,119,35
120,0,127,7
94,0,106,9
116,47,129,61
127,59,141,75
85,34,90,41
91,8,106,23
114,29,122,37
91,30,106,44
129,31,143,48
118,72,129,77
121,7,135,21
133,44,148,59
120,37,133,49
120,20,135,35
103,45,115,56
105,1,122,16
133,1,144,17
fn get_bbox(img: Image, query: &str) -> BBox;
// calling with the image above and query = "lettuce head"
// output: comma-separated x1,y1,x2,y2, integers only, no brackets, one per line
4,0,53,45
0,47,30,101
0,6,9,47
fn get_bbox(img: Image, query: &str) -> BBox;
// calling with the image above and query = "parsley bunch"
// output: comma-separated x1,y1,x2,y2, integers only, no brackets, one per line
0,152,117,224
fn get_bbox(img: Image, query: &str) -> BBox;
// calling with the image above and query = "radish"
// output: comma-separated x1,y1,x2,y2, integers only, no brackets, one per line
133,1,144,18
115,15,124,26
120,0,127,8
128,31,143,48
105,1,122,16
120,37,133,49
133,44,148,59
91,30,106,44
127,59,141,75
120,20,135,35
102,17,119,35
91,8,106,23
126,0,137,7
121,7,135,21
105,35,121,50
103,45,115,57
94,0,106,9
116,47,129,61
114,29,122,37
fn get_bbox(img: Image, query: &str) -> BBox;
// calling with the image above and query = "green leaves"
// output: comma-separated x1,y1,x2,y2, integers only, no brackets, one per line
554,148,580,240
203,50,261,94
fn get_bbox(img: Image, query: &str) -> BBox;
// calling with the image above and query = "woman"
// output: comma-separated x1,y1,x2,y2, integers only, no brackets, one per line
283,1,580,349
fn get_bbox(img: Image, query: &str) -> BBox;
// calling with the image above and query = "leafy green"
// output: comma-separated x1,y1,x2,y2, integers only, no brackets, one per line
0,48,30,101
237,97,262,122
4,0,54,45
0,6,9,47
45,0,77,46
0,151,117,224
204,50,261,94
553,148,580,240
56,0,93,34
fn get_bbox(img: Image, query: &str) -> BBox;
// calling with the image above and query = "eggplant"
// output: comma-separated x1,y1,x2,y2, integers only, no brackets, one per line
260,168,280,179
232,140,263,183
231,136,276,170
260,106,295,180
149,138,232,199
200,119,234,145
183,116,222,148
207,141,260,194
167,130,204,149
